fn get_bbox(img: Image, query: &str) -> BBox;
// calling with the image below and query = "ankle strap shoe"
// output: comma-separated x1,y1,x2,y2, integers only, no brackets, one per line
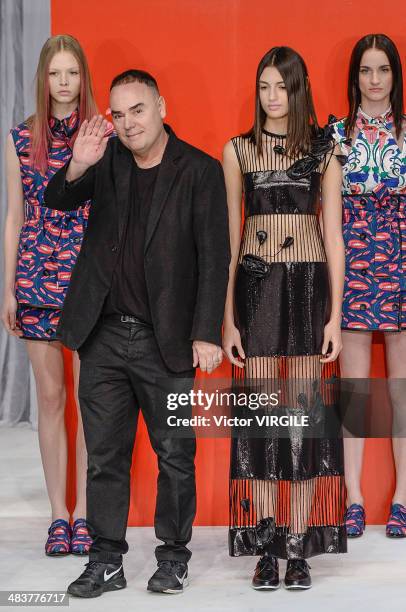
386,503,406,538
45,519,71,556
345,503,366,538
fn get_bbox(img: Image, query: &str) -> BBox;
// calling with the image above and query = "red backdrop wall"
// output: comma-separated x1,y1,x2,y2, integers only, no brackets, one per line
51,0,406,525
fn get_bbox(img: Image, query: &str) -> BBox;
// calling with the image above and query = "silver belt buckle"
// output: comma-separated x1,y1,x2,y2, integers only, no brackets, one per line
120,315,136,323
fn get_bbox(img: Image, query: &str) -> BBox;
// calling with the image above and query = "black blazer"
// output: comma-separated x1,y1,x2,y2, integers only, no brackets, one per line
44,125,230,372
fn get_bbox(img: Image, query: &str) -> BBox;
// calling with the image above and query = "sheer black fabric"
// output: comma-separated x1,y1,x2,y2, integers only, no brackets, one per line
229,129,346,560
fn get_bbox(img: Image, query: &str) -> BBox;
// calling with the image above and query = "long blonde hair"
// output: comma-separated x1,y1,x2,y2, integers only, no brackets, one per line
28,34,97,173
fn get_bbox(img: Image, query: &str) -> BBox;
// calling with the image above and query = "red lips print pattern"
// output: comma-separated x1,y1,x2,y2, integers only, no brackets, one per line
342,187,406,331
11,109,90,340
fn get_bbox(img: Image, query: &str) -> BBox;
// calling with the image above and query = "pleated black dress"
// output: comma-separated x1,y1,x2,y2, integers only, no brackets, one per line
229,128,347,560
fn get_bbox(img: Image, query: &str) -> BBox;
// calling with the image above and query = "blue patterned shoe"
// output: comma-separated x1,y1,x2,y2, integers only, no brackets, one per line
70,519,92,555
345,504,365,538
386,503,406,538
45,519,71,556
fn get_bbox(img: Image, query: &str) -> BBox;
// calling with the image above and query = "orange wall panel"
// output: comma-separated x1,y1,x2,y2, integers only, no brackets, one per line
53,0,406,525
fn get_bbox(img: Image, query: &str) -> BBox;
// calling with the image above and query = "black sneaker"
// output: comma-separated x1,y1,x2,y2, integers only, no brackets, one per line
252,554,280,590
67,561,126,598
284,559,312,590
147,560,188,594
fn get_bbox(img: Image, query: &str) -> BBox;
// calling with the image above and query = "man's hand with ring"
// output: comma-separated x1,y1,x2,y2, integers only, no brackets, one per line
192,340,223,374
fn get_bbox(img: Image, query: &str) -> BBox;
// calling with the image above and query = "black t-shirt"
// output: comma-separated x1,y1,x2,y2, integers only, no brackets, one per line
103,162,160,322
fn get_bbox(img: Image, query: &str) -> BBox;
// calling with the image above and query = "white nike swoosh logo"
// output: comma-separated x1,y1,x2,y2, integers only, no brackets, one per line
104,565,122,582
175,570,187,585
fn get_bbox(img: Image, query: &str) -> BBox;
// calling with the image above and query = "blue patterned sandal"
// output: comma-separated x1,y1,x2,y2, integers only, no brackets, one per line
386,503,406,538
45,519,71,556
70,518,92,555
345,504,366,538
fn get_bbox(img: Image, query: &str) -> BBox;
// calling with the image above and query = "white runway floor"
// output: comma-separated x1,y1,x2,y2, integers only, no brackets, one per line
1,427,405,612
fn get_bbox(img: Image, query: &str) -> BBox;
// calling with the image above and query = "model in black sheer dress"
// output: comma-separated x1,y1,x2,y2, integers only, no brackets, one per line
222,47,347,590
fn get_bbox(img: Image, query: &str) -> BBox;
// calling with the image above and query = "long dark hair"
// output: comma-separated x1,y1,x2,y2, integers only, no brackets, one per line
346,34,404,139
244,46,319,157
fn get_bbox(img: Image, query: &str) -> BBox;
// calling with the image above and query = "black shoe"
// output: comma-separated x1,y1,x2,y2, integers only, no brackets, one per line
284,559,312,590
147,560,188,594
252,554,280,590
67,561,126,598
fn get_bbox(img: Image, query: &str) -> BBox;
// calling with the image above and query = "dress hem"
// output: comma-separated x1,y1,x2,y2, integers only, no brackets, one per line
341,325,405,332
229,525,347,559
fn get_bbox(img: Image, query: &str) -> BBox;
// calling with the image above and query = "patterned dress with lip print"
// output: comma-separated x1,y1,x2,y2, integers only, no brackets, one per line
330,106,406,331
11,109,91,340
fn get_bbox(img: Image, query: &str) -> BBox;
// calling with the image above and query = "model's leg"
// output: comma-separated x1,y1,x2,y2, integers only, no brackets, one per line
26,340,68,522
252,480,277,522
340,330,373,506
246,358,278,523
244,358,280,591
71,350,87,521
288,356,318,535
283,356,319,591
385,332,406,508
69,349,93,555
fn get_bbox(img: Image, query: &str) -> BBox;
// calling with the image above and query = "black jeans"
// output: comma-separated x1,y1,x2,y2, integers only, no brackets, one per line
78,316,196,564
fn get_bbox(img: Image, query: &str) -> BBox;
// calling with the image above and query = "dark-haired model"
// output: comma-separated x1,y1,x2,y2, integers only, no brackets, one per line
223,47,346,590
330,34,406,539
44,70,230,596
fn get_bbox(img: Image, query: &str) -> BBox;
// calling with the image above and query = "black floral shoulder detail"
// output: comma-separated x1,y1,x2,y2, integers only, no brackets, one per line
286,125,334,180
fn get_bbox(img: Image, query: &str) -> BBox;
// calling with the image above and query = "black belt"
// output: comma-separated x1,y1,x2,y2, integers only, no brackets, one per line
103,313,152,326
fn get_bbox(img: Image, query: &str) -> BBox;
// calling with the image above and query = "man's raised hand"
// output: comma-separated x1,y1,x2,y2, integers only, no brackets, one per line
67,115,110,181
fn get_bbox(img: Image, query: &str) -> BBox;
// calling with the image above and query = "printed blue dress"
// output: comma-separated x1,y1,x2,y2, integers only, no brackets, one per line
330,107,406,331
11,109,90,340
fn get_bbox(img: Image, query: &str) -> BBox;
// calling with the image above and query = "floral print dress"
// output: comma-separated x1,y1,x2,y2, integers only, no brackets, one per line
330,106,406,331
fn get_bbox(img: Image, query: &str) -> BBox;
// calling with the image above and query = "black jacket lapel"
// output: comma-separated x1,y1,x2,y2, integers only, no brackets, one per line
113,141,134,239
144,127,182,254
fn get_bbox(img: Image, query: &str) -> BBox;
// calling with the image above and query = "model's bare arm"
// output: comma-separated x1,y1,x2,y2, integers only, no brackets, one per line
1,134,24,336
320,150,345,363
222,140,245,368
